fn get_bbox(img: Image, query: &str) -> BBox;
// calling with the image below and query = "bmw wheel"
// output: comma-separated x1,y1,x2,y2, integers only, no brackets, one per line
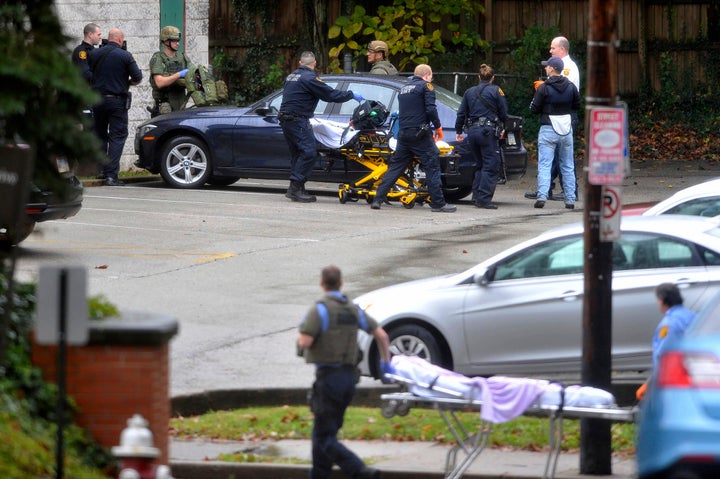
160,136,212,188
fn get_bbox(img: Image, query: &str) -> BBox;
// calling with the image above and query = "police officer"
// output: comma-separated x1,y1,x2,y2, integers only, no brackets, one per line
72,23,102,84
149,26,191,116
455,64,508,209
636,283,696,400
297,265,392,479
371,64,456,212
366,41,398,75
279,51,362,202
89,28,142,186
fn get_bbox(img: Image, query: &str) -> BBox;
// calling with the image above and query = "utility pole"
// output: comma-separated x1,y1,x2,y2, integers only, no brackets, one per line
581,0,618,474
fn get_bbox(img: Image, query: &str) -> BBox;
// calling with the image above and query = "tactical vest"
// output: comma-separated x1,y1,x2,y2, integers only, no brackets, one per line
150,51,189,102
304,299,368,365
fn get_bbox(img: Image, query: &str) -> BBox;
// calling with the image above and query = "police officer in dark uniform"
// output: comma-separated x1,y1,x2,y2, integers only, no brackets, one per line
89,28,142,186
72,23,102,84
297,265,392,479
455,64,509,209
371,64,456,212
279,51,363,202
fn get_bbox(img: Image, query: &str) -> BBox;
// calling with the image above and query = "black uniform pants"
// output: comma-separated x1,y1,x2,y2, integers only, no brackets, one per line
467,125,501,205
93,96,128,179
309,366,365,479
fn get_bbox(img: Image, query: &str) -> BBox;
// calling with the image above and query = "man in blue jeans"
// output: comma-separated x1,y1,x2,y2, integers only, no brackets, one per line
529,56,580,209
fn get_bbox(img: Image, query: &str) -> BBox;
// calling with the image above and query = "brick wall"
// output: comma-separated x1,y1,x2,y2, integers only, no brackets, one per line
31,312,178,465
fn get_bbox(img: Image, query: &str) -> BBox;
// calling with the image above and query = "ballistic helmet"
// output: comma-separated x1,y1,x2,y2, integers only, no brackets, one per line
367,41,388,54
160,26,181,42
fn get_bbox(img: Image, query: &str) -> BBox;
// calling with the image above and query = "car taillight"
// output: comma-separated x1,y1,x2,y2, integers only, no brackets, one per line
657,351,720,388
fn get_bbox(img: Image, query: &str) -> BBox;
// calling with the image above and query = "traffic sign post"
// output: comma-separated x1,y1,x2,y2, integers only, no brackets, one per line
588,107,626,186
36,266,88,479
600,185,622,242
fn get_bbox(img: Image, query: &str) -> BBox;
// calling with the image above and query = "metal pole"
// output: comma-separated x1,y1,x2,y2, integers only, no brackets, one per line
581,0,618,474
56,269,67,479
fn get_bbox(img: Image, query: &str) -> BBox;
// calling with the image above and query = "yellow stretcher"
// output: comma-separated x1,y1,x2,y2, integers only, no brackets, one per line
334,128,458,209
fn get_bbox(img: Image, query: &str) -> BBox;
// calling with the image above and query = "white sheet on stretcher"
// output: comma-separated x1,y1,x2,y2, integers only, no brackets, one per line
310,118,397,150
390,356,616,424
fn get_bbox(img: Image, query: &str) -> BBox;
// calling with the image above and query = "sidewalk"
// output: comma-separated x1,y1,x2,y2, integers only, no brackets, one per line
169,436,637,479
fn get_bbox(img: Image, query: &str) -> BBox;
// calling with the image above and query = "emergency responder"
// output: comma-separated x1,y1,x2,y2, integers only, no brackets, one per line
279,51,362,202
529,56,580,209
636,283,696,400
89,28,142,186
72,23,102,84
371,64,456,212
367,41,398,75
149,26,191,116
455,64,509,209
297,265,392,479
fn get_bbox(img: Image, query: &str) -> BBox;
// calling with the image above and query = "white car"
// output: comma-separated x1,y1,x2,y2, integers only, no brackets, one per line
356,215,720,379
623,177,720,217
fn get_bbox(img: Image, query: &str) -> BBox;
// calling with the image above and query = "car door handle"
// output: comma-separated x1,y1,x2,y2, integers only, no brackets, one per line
558,290,581,301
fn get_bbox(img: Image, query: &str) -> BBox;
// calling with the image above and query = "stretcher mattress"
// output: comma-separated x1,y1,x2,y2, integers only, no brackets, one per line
390,356,617,424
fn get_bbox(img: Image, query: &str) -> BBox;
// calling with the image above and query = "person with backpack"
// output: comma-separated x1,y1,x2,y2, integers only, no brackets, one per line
149,26,191,115
297,265,392,479
454,64,509,209
529,56,581,209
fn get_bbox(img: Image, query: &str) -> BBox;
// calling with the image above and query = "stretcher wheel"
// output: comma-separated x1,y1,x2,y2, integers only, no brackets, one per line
339,190,348,204
381,400,398,419
396,401,410,416
402,200,415,209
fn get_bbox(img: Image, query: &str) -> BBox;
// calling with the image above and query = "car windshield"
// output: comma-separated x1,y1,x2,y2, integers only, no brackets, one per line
664,197,720,217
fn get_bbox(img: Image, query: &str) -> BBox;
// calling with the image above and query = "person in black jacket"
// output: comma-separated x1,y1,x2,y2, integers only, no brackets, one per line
371,64,456,212
89,28,142,186
71,23,102,84
455,64,508,209
529,56,581,209
279,51,362,202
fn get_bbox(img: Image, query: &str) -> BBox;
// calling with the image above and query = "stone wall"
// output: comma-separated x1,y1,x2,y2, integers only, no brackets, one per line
55,0,209,173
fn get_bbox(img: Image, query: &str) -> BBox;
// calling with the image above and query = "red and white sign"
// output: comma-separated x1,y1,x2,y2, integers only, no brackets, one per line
588,108,626,185
600,185,622,242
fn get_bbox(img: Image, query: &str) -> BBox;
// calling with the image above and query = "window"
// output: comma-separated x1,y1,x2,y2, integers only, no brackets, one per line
493,236,583,280
339,83,397,117
664,197,720,217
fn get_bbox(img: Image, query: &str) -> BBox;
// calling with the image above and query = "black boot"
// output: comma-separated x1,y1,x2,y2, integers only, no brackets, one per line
285,180,316,202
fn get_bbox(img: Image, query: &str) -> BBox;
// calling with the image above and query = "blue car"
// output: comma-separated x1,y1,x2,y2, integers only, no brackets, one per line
636,290,720,479
133,74,527,201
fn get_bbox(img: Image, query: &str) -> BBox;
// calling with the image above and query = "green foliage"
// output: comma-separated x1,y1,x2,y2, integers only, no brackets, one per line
0,1,102,184
214,46,288,106
327,0,488,72
88,294,120,320
0,272,115,475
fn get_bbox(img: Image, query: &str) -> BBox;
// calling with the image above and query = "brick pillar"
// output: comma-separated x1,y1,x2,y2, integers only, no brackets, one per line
31,311,178,465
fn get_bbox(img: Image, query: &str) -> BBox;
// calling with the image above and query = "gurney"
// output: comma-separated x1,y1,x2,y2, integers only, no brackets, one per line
311,118,459,208
380,356,638,479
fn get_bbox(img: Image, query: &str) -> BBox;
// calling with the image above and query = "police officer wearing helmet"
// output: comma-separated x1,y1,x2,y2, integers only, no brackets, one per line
149,26,191,115
371,64,456,212
279,51,363,202
367,41,398,75
455,63,508,209
297,265,392,479
89,28,142,186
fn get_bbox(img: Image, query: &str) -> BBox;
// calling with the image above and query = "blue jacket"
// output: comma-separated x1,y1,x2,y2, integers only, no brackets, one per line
455,81,508,134
89,43,142,96
398,75,441,129
280,66,353,117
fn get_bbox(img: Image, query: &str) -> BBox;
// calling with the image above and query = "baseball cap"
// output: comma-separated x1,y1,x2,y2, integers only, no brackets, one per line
368,40,388,53
541,56,564,71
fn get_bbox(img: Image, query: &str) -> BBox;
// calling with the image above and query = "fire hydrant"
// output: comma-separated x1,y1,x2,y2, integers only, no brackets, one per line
111,414,173,479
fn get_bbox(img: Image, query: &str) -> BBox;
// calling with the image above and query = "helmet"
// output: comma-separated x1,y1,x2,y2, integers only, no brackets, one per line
160,26,181,42
367,40,388,54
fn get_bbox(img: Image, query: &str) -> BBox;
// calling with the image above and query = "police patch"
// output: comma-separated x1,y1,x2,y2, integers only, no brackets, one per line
498,87,505,96
426,83,434,91
79,51,87,60
316,77,325,83
659,325,669,339
563,68,570,77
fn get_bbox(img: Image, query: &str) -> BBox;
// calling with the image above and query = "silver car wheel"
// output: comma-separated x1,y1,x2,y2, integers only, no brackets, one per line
390,334,432,359
160,136,212,189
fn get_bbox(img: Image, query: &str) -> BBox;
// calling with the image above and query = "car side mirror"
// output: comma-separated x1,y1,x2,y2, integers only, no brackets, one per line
474,268,492,286
255,105,278,118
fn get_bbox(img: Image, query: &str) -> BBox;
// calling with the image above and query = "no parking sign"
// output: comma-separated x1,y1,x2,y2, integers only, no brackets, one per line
601,185,622,242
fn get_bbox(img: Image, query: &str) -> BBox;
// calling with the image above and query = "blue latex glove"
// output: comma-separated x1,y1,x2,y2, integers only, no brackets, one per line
380,360,396,383
353,92,364,102
178,69,189,79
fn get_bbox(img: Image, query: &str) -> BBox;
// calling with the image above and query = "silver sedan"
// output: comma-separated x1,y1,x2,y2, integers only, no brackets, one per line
357,215,720,378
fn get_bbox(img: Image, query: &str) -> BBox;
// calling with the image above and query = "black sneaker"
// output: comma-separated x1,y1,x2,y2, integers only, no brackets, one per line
431,204,457,213
524,191,538,199
475,202,498,209
104,177,125,186
534,200,545,209
565,203,575,210
370,201,381,210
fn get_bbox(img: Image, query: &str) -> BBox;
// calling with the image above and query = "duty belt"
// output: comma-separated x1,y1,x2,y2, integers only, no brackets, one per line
278,112,307,121
467,117,495,128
